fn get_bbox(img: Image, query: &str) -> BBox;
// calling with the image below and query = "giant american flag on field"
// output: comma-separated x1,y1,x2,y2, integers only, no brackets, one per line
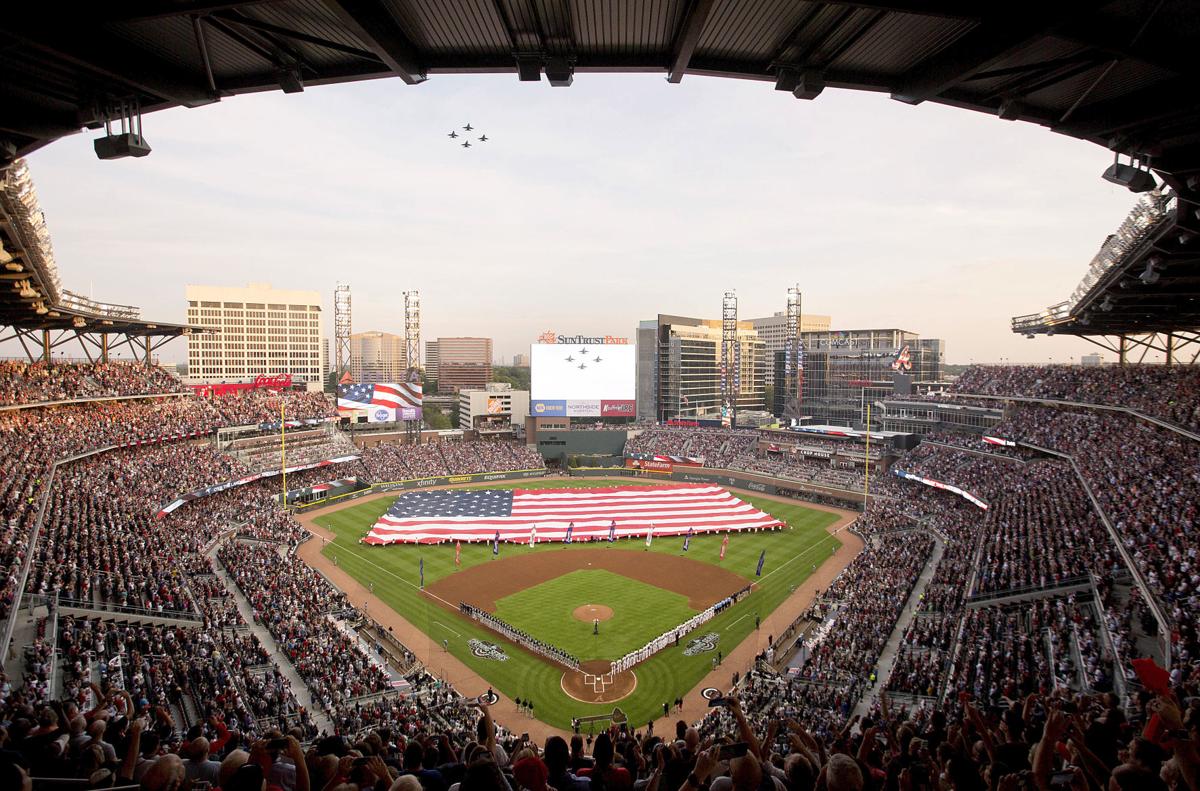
361,484,782,545
337,382,422,422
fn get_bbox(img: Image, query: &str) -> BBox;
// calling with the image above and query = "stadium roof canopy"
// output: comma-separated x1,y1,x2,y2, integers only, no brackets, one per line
2,0,1200,181
1,159,207,357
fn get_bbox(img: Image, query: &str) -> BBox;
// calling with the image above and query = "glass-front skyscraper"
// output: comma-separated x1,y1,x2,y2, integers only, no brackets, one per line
789,329,945,427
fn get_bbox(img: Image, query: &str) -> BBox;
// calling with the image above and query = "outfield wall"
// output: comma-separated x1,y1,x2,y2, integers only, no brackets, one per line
291,468,550,512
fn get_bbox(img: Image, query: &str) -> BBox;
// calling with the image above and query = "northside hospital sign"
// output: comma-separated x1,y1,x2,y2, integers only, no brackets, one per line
531,331,635,418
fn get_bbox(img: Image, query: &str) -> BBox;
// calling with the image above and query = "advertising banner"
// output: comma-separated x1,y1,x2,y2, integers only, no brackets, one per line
626,457,672,473
190,373,294,397
600,400,636,417
531,400,567,417
487,397,505,415
566,399,601,416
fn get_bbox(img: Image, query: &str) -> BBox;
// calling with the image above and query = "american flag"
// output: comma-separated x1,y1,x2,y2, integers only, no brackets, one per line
338,382,422,420
362,484,782,545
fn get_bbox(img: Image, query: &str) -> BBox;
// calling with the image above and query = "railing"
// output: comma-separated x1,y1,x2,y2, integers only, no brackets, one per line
55,597,203,624
955,392,1200,444
0,460,58,662
0,390,196,414
965,576,1091,606
59,289,142,319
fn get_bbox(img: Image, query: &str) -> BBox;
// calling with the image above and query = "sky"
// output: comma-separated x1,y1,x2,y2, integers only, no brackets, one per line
24,72,1140,365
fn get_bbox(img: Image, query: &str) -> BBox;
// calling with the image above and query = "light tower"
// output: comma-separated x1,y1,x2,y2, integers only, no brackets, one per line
403,290,421,442
403,290,421,374
721,290,738,428
784,284,805,422
334,283,352,384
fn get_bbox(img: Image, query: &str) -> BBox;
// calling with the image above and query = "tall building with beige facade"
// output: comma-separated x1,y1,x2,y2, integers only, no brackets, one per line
426,337,492,393
350,330,407,383
186,283,323,385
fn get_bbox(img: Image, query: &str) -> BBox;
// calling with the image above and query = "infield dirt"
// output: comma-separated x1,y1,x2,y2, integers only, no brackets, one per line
424,547,748,612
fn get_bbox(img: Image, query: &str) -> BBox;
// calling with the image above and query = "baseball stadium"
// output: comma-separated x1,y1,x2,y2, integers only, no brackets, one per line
1,3,1200,791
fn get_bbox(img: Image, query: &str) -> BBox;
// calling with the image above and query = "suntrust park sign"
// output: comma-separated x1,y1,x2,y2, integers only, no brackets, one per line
537,331,629,345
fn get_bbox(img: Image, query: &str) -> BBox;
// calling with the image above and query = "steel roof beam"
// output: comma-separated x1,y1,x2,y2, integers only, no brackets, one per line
320,0,427,85
892,1,1105,105
667,0,717,84
113,2,282,23
6,14,218,108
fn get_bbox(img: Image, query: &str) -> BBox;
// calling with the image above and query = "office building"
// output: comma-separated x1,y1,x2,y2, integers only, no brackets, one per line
427,336,493,393
458,383,529,432
350,330,407,382
425,340,439,380
513,353,529,367
636,314,766,422
185,283,323,385
788,328,946,426
747,311,832,386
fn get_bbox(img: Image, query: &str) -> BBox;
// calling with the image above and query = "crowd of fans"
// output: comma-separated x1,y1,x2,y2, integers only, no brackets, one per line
218,542,396,721
994,403,1200,665
955,363,1200,432
1,361,1199,791
359,440,546,482
0,360,185,406
626,428,759,467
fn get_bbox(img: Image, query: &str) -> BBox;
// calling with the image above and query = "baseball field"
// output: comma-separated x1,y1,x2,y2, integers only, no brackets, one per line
312,479,843,730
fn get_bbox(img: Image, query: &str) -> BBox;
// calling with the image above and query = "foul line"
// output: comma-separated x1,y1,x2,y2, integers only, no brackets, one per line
328,543,458,609
756,528,849,585
433,621,462,637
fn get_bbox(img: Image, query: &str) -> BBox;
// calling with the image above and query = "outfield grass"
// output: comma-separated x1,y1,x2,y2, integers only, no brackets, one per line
315,479,842,729
493,569,697,661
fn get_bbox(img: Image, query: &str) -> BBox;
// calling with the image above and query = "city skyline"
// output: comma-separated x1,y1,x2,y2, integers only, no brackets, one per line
21,73,1138,366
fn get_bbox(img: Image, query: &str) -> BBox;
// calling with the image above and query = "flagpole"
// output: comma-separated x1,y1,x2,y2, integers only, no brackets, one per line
281,398,287,508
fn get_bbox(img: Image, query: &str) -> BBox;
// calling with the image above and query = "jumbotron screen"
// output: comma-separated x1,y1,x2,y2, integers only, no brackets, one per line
530,342,636,418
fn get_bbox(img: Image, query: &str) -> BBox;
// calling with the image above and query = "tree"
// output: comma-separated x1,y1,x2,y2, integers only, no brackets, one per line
491,366,530,390
423,405,451,429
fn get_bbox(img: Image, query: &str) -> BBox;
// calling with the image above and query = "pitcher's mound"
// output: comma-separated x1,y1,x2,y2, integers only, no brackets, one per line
573,604,613,622
561,659,637,703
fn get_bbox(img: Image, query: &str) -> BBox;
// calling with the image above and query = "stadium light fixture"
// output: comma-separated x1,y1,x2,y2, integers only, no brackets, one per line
94,99,151,160
1101,153,1156,193
1099,296,1114,312
793,70,825,100
277,67,304,94
545,57,574,87
514,54,542,82
1139,261,1161,285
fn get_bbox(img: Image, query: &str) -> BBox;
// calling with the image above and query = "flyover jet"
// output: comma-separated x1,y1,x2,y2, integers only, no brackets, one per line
463,123,474,131
448,131,458,138
462,140,471,148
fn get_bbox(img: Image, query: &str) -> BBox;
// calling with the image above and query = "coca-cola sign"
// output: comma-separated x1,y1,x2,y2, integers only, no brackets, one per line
190,373,295,398
254,373,293,389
